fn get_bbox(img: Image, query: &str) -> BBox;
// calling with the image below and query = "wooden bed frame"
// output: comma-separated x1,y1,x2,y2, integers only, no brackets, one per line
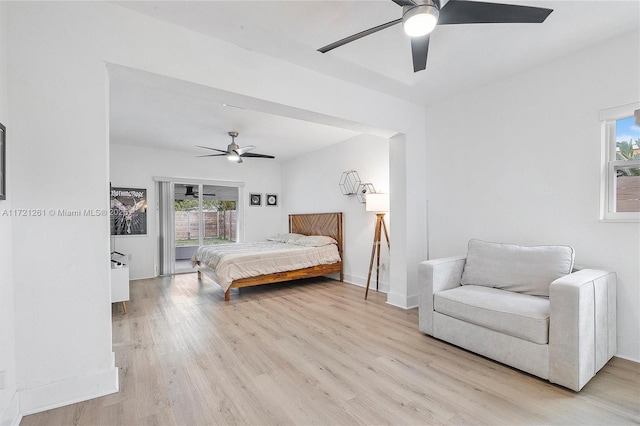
196,212,344,301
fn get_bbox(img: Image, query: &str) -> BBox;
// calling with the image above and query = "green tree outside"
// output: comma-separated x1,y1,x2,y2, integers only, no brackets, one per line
616,138,640,176
174,199,236,212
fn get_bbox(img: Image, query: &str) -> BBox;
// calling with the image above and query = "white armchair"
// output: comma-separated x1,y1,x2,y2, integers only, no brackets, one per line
418,240,617,391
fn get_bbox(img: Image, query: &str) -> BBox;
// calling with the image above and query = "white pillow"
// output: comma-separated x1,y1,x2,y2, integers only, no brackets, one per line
460,239,575,297
267,233,304,244
293,235,338,247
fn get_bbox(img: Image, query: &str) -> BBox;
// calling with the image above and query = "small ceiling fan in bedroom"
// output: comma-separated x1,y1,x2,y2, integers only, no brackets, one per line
196,131,275,164
183,186,217,199
317,0,553,72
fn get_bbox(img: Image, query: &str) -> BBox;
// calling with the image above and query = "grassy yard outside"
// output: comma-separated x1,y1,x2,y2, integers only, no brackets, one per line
175,237,233,247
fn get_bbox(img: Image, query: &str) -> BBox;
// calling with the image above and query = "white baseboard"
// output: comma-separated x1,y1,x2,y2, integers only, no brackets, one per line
385,291,418,309
616,337,640,363
405,293,419,309
387,292,409,309
20,366,119,416
344,275,418,308
342,273,366,288
342,273,390,294
0,391,21,426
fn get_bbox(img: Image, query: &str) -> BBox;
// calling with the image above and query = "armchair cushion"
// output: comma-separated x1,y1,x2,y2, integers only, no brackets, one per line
460,239,575,297
435,285,550,344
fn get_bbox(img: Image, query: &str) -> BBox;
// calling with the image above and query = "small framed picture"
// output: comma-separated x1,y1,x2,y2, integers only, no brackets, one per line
249,193,262,206
266,193,278,207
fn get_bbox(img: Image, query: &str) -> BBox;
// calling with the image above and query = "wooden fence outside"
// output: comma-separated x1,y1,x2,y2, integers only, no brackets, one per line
617,175,640,212
175,210,237,241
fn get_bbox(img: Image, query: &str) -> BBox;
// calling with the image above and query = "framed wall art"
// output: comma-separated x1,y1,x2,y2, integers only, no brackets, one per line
110,187,147,235
0,122,5,200
249,193,262,206
266,193,278,207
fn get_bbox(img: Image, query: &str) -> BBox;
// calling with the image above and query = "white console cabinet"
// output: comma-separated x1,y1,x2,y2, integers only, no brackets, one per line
110,252,130,313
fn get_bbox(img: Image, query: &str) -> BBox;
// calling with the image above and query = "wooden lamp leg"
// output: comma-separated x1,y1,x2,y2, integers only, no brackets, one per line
365,214,384,300
381,215,390,251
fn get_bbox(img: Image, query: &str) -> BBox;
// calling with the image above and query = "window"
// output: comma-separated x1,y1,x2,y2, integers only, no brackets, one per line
600,103,640,221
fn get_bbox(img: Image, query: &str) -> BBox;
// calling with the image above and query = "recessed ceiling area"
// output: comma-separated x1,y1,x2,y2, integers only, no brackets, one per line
108,1,639,161
113,1,640,105
109,65,395,161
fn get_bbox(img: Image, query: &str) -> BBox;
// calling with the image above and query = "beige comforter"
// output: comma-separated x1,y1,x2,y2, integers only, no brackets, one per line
192,241,341,291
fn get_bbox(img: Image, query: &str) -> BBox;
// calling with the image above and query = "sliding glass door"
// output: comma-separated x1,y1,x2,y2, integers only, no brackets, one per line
156,178,243,276
173,183,239,273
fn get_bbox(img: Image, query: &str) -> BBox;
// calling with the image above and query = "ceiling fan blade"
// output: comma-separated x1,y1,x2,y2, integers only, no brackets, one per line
196,154,228,157
195,145,229,154
241,152,275,159
438,1,553,25
318,18,402,53
411,34,430,72
391,0,417,6
235,145,256,155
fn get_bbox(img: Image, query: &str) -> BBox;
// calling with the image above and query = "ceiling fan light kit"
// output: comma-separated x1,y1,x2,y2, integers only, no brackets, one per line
403,1,439,37
318,0,553,73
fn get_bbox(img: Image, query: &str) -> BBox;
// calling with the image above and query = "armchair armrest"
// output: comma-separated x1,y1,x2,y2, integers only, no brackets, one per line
549,269,617,391
418,256,466,335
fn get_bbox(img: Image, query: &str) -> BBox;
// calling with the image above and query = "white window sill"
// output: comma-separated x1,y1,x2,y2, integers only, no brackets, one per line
599,217,640,223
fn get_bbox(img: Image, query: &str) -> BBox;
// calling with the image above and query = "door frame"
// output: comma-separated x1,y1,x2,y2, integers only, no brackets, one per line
153,176,245,275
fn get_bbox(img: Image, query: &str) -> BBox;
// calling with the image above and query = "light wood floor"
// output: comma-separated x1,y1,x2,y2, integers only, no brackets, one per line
22,275,640,425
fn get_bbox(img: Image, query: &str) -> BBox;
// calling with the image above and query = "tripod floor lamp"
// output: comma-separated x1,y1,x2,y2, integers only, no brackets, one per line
365,193,390,300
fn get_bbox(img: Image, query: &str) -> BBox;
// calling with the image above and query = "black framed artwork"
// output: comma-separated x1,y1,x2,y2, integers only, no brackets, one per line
266,193,278,207
250,193,262,206
110,187,147,235
0,122,5,200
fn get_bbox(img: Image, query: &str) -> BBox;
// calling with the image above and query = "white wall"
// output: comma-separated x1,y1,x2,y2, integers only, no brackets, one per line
0,2,19,424
282,134,390,290
110,143,283,279
8,5,118,415
425,31,640,361
7,1,426,413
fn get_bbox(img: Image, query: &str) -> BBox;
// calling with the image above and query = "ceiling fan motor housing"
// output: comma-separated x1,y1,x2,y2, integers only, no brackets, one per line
403,0,441,13
227,131,240,154
227,142,240,153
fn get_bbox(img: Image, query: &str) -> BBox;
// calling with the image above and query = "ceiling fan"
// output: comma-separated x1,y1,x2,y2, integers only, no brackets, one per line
184,185,216,199
197,131,275,163
317,0,553,72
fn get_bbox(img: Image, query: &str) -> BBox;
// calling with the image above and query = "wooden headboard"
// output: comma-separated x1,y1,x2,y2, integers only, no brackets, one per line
289,212,343,257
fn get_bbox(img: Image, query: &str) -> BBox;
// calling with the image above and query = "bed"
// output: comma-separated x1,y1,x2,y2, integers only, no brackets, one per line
193,212,343,300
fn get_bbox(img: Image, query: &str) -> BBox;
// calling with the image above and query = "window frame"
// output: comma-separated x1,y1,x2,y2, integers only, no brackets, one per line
599,102,640,222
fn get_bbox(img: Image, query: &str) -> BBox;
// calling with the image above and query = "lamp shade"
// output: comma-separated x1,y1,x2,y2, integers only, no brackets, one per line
366,193,390,213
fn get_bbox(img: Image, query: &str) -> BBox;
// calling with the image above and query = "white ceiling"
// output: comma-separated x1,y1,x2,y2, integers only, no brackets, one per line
109,66,369,161
109,0,640,159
